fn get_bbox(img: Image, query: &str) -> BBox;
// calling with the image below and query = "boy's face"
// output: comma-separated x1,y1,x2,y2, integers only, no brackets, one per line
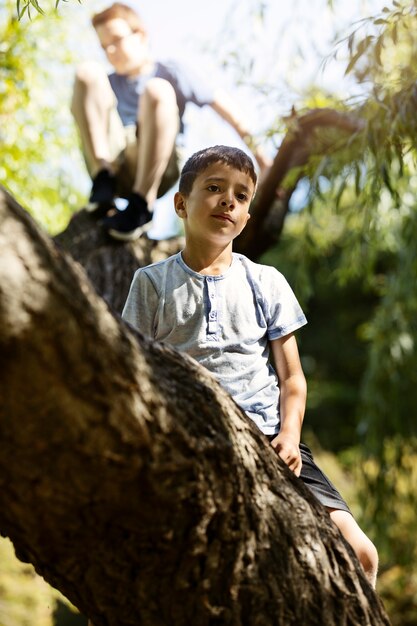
174,162,254,246
96,18,148,76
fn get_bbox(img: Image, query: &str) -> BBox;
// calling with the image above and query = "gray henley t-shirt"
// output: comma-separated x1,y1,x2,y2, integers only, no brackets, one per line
122,252,307,435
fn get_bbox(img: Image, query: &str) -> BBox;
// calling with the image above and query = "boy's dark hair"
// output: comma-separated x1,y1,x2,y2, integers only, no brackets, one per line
92,3,146,35
179,145,257,196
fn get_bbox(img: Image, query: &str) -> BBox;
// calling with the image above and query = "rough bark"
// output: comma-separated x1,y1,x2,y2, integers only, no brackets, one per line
54,210,184,314
0,188,390,625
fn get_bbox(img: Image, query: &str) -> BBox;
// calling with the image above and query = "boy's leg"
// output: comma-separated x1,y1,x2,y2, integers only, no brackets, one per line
133,77,180,207
103,77,180,240
328,508,379,588
296,443,379,588
71,61,123,176
71,61,126,213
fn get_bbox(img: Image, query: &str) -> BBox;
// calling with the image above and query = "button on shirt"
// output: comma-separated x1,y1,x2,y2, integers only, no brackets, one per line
122,252,307,435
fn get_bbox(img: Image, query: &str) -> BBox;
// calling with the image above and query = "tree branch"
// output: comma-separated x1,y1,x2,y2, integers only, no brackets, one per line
235,108,365,258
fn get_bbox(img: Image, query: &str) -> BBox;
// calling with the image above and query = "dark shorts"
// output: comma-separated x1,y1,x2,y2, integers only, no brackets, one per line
267,437,351,513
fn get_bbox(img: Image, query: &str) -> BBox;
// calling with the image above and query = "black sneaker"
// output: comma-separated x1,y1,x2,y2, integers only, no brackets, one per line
103,192,153,241
87,169,116,215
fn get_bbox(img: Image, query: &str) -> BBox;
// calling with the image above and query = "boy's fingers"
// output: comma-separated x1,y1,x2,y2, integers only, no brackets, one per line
272,443,302,475
292,458,302,477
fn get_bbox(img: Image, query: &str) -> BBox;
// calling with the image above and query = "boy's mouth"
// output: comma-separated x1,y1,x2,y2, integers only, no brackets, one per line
212,213,235,224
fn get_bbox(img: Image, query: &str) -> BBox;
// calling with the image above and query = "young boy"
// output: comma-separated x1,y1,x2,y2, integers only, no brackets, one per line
122,145,378,587
71,3,270,241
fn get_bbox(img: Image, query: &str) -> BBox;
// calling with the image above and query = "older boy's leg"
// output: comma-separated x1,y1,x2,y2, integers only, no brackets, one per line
71,61,125,213
104,77,179,240
133,77,179,206
71,61,119,176
328,508,378,588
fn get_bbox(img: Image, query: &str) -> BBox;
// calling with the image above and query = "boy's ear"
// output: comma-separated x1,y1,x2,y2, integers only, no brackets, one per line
174,191,187,217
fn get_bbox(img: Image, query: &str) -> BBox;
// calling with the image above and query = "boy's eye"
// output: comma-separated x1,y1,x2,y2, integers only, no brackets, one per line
207,184,220,192
237,192,248,201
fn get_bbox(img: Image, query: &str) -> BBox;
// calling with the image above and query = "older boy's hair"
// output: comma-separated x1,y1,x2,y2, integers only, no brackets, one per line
179,145,258,196
92,3,146,35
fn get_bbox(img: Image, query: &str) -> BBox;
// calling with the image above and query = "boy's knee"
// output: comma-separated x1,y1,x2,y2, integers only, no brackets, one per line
142,77,177,107
71,62,114,117
74,60,108,86
354,535,378,588
329,508,378,586
357,535,379,577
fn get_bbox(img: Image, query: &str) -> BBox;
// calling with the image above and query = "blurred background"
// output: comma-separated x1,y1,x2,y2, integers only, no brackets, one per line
1,0,416,623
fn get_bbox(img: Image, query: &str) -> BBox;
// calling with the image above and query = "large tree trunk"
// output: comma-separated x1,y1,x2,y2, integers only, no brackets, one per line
0,189,390,625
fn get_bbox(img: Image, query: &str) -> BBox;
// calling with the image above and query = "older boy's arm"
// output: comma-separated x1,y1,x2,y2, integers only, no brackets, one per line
270,333,307,477
210,89,272,176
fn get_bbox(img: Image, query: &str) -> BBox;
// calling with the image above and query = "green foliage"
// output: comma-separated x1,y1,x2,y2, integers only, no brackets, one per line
344,441,417,625
263,205,417,621
312,4,417,473
261,200,379,451
15,0,80,20
0,0,85,234
16,0,45,19
263,5,417,619
279,0,417,458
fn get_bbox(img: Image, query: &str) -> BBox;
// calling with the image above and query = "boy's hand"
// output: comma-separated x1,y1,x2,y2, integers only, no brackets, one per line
270,433,302,477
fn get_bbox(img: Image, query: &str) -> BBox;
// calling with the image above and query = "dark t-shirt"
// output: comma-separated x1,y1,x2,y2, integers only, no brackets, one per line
108,60,215,132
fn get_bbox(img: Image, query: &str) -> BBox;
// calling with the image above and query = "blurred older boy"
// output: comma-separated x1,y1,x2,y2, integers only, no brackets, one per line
71,3,270,241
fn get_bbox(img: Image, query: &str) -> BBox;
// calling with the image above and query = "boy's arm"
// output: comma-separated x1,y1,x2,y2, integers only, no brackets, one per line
210,89,272,176
270,332,307,477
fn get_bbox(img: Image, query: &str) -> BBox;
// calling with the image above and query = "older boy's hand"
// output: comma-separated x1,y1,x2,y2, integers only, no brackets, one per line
270,433,302,477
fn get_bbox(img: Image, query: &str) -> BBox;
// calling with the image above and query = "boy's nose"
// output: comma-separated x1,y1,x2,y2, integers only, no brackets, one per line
220,196,235,208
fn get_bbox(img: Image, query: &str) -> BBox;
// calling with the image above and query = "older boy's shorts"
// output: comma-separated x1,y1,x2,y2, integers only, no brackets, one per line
111,122,180,199
267,437,351,513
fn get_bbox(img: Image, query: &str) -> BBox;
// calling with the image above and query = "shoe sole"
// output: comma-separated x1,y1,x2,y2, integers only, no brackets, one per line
107,221,152,242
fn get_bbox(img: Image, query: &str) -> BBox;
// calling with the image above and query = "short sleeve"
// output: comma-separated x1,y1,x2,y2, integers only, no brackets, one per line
173,62,215,107
261,267,307,340
156,61,215,114
122,269,160,338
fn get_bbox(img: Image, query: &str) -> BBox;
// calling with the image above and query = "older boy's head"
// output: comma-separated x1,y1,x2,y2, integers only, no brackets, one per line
92,3,149,75
179,146,257,197
92,3,146,35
